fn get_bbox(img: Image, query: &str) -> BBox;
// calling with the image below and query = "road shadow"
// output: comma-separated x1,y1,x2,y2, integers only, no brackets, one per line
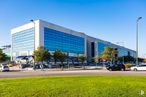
9,70,21,72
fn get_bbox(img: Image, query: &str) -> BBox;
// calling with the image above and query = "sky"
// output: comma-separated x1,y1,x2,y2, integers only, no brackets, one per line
0,0,146,57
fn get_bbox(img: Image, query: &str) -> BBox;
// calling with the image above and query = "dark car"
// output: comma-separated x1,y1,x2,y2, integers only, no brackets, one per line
106,63,125,71
34,63,49,69
20,64,30,69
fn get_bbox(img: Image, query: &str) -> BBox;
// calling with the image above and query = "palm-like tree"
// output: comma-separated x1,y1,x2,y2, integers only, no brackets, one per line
101,47,118,64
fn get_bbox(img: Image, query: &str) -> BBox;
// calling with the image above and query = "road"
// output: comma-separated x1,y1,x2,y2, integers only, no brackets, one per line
0,69,146,78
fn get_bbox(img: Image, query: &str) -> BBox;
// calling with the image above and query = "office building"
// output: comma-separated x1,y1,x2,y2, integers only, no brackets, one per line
11,19,136,62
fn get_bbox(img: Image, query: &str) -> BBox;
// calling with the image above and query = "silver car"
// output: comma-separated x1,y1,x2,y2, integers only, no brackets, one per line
131,65,146,71
0,65,9,72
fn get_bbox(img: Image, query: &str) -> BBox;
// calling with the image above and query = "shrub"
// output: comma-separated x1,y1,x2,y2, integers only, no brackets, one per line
124,63,134,68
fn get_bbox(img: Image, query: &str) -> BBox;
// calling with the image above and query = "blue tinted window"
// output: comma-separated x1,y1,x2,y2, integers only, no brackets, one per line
97,42,109,55
12,28,34,52
118,48,128,56
44,28,85,54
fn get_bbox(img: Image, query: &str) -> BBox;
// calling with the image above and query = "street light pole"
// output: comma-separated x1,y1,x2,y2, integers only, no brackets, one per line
136,17,142,66
30,20,35,69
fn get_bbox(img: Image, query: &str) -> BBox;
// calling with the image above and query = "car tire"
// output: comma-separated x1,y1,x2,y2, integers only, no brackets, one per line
109,68,112,71
121,68,125,71
134,68,137,71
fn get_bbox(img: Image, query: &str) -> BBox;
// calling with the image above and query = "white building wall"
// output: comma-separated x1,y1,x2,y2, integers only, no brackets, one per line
11,20,41,50
35,20,41,50
11,20,41,59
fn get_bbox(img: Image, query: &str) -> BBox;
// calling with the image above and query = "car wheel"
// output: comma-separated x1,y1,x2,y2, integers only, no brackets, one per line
109,68,112,71
134,68,137,71
121,68,125,71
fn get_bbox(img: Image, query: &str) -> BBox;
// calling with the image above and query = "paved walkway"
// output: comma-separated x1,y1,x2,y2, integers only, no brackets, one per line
1,69,146,78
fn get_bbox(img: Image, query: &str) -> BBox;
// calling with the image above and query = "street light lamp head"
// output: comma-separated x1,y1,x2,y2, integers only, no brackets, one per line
30,19,34,22
30,19,35,25
139,17,142,19
137,17,142,21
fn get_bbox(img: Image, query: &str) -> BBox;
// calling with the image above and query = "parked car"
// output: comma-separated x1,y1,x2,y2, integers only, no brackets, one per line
130,65,146,71
0,65,9,72
106,63,125,71
34,63,49,69
19,64,30,69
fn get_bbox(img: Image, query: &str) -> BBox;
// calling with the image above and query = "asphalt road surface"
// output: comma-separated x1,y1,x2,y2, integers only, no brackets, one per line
0,69,146,78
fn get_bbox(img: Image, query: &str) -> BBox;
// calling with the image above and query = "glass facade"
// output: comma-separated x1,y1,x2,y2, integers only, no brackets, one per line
97,42,136,58
97,42,109,55
118,48,128,57
12,28,34,52
44,27,85,54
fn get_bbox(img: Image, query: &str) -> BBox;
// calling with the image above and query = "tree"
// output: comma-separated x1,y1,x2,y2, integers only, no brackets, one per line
94,55,102,66
53,50,59,64
118,56,134,63
53,50,67,70
78,55,87,69
33,46,51,69
101,47,118,64
0,49,9,63
94,55,101,63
